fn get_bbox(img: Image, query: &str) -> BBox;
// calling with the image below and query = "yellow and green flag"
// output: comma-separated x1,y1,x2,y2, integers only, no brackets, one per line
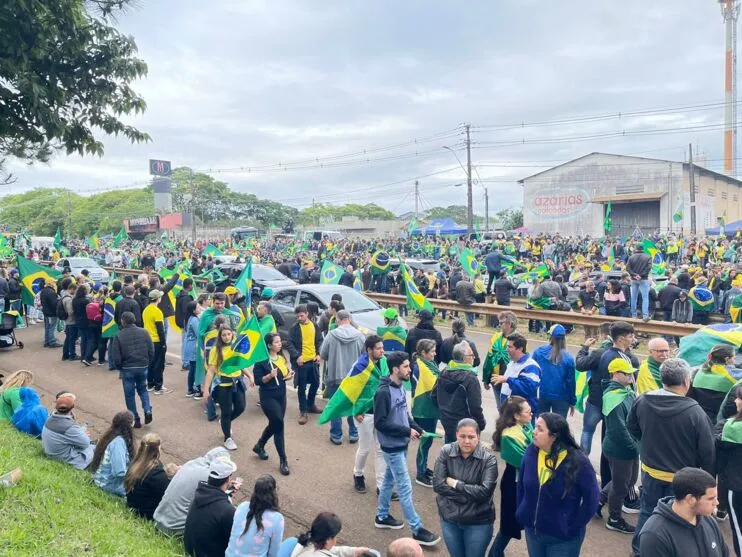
412,358,439,419
458,248,480,279
101,296,119,338
204,243,224,256
17,255,61,305
320,260,343,285
370,251,391,275
319,354,390,424
220,315,269,373
679,324,742,367
113,227,128,248
399,258,433,312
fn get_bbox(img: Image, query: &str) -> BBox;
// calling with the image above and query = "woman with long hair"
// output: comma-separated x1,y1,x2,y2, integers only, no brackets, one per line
225,474,290,557
411,338,440,487
489,396,533,557
184,300,203,399
438,319,480,367
291,512,373,556
72,283,92,363
125,433,171,519
433,418,498,557
604,279,627,317
532,325,576,417
716,385,742,556
516,412,599,557
690,344,742,424
204,325,254,451
82,286,104,366
91,410,135,497
0,370,34,421
252,333,293,476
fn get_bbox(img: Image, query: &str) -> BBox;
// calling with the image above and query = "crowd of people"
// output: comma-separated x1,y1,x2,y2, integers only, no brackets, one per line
2,228,742,556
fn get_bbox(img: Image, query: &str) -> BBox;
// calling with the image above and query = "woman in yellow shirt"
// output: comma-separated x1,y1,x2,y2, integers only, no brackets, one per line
204,326,255,451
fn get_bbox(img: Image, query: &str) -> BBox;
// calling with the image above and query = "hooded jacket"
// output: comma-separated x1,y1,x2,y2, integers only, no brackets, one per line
183,482,236,557
374,376,422,453
432,363,486,432
319,324,365,388
433,442,498,525
601,379,638,461
405,321,443,363
628,389,715,479
638,497,729,557
41,412,94,470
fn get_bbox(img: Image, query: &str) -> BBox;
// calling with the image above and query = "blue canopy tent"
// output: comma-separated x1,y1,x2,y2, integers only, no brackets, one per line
705,219,742,235
411,218,468,236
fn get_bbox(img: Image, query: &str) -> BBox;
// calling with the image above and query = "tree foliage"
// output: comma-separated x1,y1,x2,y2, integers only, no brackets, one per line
0,0,150,183
425,205,484,226
496,208,524,230
297,203,395,225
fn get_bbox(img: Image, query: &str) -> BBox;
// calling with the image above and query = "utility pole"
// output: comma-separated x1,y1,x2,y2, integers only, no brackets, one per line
414,180,419,218
484,187,489,234
689,143,697,235
465,124,473,234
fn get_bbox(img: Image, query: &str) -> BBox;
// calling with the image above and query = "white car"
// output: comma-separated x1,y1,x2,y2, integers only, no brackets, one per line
55,257,110,284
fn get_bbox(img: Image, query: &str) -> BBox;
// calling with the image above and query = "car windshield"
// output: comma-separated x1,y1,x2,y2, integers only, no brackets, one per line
253,266,288,281
315,289,379,312
68,258,99,268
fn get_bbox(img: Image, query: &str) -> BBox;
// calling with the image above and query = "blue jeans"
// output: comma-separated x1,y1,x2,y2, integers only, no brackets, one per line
580,402,602,455
525,527,585,557
43,316,58,346
538,398,570,418
63,324,78,359
187,361,197,393
415,417,438,477
121,367,151,421
632,472,673,556
377,449,423,534
278,537,298,557
326,384,357,442
466,311,475,326
181,330,187,367
630,279,651,318
440,520,493,557
78,327,89,362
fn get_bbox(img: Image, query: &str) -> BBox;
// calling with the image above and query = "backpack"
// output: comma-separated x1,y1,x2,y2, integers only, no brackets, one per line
56,296,69,321
86,301,102,323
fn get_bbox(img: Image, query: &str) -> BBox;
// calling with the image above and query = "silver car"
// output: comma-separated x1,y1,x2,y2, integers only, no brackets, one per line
55,257,110,284
269,284,405,338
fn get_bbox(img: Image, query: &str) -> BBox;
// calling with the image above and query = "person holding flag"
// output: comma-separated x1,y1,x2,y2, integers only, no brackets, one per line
203,325,257,451
251,332,293,475
410,338,440,488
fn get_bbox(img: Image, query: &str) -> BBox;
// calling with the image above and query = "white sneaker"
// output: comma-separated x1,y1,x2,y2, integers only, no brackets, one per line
224,437,238,451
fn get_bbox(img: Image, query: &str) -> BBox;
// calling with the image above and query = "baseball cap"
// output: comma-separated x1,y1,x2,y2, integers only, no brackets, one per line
383,308,399,320
224,286,239,296
203,447,230,463
607,358,638,375
548,324,566,338
208,456,237,480
148,289,163,301
55,392,76,412
262,287,274,297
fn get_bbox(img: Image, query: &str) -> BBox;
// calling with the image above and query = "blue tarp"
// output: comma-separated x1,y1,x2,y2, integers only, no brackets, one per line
411,218,467,236
705,219,742,235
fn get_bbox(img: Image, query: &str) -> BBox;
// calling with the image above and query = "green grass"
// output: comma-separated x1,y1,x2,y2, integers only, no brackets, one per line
0,424,185,556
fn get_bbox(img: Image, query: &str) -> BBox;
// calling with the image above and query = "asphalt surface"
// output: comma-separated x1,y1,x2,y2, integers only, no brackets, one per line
1,322,732,556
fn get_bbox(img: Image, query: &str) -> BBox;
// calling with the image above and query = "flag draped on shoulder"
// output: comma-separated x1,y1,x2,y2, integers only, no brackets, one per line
320,260,343,285
458,248,480,279
370,251,390,275
482,332,509,385
377,325,407,353
636,358,662,395
412,358,439,419
17,255,61,306
398,258,433,312
101,296,119,338
220,315,269,372
318,354,389,424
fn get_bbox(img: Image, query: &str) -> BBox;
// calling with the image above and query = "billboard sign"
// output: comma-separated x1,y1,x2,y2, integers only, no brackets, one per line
527,187,590,221
149,159,172,176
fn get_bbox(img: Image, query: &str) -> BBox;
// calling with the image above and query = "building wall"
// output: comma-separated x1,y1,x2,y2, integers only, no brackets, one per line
677,169,742,232
521,153,682,236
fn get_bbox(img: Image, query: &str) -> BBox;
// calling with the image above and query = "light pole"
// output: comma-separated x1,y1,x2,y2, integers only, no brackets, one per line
443,145,473,233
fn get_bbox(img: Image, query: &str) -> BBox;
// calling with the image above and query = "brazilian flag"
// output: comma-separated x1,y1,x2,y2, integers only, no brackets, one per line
458,248,480,278
679,324,742,367
320,260,343,285
204,243,224,256
370,251,390,275
319,354,390,424
17,255,61,306
220,315,269,372
399,258,433,312
353,270,363,292
412,358,439,419
377,325,407,353
730,294,742,323
101,296,119,338
688,286,714,312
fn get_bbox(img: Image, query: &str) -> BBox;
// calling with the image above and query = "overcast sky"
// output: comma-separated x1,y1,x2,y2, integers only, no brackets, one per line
5,0,735,217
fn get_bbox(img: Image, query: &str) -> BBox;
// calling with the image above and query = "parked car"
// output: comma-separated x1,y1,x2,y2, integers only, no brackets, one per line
215,262,295,295
269,284,404,338
55,257,110,284
389,258,440,274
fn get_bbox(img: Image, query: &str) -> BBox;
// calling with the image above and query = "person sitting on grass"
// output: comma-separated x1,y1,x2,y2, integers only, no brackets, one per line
91,410,135,497
41,392,94,470
291,512,373,556
0,370,34,421
125,433,173,520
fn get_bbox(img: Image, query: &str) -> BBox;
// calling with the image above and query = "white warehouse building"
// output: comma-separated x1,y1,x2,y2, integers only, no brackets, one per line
518,152,742,237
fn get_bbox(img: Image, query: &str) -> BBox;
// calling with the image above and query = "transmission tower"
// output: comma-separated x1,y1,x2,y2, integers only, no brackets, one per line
720,0,740,177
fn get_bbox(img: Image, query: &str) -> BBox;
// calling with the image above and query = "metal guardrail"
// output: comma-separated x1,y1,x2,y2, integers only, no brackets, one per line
365,292,703,337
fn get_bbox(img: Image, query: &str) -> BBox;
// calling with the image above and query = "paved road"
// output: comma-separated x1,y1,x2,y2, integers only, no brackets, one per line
1,323,731,556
